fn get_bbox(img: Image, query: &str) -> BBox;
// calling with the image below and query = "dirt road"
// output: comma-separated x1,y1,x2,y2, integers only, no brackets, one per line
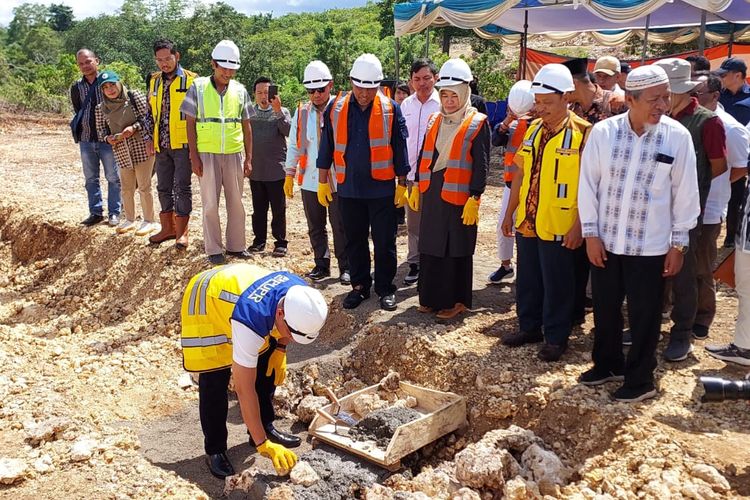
0,113,749,499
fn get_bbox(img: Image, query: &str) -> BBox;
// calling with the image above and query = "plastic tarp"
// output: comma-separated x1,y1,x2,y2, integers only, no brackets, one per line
394,0,750,45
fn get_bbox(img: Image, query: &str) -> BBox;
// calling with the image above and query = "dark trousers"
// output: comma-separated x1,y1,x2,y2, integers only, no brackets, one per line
695,223,721,328
155,147,192,216
591,252,665,389
670,226,700,340
573,246,590,321
198,344,277,455
301,189,349,272
250,179,287,248
515,234,576,345
339,195,397,296
726,176,747,245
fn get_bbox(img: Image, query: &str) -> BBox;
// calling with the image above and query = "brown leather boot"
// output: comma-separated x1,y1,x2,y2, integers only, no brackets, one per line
149,211,176,244
175,215,189,250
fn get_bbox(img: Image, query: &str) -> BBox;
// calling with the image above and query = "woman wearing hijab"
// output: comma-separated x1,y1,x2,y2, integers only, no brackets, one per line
410,59,489,320
95,71,156,236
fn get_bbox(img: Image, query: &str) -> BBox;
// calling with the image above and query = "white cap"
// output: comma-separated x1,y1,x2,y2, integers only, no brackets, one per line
350,54,383,89
435,58,473,88
530,63,575,95
508,80,534,116
625,64,670,92
211,40,240,70
652,58,700,94
284,285,328,345
303,60,333,89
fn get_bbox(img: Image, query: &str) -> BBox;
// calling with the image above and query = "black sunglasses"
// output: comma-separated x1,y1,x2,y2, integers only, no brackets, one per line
284,318,316,342
307,88,327,94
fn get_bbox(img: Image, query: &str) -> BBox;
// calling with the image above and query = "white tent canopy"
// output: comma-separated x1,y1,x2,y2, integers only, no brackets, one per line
394,0,750,45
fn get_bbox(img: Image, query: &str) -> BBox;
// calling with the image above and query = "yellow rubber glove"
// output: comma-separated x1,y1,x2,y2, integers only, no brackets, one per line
265,347,287,385
257,440,298,475
317,182,333,207
395,184,408,207
407,186,420,212
461,197,480,225
283,175,295,199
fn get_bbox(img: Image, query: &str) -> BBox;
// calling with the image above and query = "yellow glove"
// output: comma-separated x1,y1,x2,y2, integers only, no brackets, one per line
395,184,407,207
317,182,333,207
407,186,420,212
265,347,287,385
257,439,298,475
461,196,480,225
283,175,295,199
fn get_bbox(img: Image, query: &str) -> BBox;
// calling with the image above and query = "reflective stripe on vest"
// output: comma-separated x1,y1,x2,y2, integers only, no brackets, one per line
148,68,195,152
296,102,311,185
515,113,586,242
194,77,245,155
503,119,528,183
180,263,271,373
331,91,395,184
418,110,487,206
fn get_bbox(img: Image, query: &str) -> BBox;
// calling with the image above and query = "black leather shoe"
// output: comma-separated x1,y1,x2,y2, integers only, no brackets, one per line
343,288,370,309
247,242,265,253
501,329,543,347
206,452,235,479
537,342,567,362
208,253,226,265
80,214,104,226
227,250,252,259
307,266,330,281
379,293,397,311
265,425,301,448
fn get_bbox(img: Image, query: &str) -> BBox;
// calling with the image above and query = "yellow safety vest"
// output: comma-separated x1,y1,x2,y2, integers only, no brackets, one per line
180,263,280,373
193,77,246,155
148,66,197,152
515,111,590,241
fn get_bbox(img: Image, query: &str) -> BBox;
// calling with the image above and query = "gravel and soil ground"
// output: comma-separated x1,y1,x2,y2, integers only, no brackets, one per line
1,112,749,499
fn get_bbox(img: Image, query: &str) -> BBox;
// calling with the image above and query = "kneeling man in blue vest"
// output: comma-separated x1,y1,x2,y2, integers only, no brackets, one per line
181,263,328,478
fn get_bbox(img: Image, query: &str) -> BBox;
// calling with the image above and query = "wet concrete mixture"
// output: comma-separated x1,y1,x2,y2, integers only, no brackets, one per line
349,407,422,449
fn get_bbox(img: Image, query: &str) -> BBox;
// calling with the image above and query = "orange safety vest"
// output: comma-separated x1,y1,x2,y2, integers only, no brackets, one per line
418,110,487,206
331,91,395,184
295,102,311,185
503,119,528,183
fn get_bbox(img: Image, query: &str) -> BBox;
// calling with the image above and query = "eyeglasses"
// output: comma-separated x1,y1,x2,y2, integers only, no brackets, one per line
307,88,327,94
284,318,316,342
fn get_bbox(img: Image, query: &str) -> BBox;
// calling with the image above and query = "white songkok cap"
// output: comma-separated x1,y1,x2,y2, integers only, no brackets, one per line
625,64,669,92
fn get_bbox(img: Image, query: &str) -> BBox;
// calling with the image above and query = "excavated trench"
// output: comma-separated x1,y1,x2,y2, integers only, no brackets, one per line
1,204,748,499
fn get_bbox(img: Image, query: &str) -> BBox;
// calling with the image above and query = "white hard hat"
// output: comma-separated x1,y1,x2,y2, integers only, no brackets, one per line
350,54,383,89
303,60,333,89
435,58,473,87
530,63,574,95
284,285,328,345
211,40,241,70
508,80,534,116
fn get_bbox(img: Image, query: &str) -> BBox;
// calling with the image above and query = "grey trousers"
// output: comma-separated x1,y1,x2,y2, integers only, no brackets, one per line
670,226,700,340
198,152,246,256
406,194,422,265
695,223,721,328
301,189,348,272
155,147,192,216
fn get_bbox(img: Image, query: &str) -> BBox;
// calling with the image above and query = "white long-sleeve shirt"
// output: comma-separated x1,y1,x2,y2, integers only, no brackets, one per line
285,97,334,193
401,90,441,181
704,105,750,225
579,112,700,256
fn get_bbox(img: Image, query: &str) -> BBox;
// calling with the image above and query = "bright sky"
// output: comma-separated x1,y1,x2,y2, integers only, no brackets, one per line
0,0,371,25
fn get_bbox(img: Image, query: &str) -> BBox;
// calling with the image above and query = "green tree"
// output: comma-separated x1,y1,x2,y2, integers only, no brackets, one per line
7,3,50,44
22,25,62,65
48,4,75,32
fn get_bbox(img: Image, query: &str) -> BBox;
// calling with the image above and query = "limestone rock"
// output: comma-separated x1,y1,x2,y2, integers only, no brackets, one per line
690,464,730,492
452,487,481,500
266,484,295,500
0,458,27,484
69,437,97,462
24,417,72,445
289,461,320,487
33,455,53,474
295,395,329,424
353,393,388,418
521,443,568,494
503,476,542,500
454,442,518,489
364,484,395,499
481,425,544,454
379,371,401,392
343,377,368,393
177,373,193,389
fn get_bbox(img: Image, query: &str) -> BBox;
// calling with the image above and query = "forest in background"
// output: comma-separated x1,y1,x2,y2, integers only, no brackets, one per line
0,0,517,114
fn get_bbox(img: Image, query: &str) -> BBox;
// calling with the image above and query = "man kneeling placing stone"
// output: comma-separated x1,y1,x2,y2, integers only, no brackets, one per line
181,263,329,477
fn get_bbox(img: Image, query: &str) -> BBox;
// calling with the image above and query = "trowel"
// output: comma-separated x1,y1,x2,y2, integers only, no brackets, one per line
324,387,358,426
316,408,352,437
